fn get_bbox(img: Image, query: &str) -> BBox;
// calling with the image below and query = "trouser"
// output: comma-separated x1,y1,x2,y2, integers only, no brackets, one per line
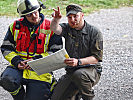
0,66,51,100
51,67,101,100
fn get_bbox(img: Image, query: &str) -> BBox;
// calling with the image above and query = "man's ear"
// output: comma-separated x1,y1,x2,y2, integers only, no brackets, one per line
82,13,84,17
81,12,84,17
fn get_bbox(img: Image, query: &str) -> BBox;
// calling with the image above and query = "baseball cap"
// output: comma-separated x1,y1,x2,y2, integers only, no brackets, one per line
66,4,82,16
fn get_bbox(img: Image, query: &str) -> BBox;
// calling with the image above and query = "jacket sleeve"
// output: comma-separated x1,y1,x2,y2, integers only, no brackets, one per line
1,24,24,67
32,33,63,60
48,33,63,53
90,27,103,62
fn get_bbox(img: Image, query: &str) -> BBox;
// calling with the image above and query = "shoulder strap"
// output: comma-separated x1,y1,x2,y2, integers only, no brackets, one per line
15,21,21,29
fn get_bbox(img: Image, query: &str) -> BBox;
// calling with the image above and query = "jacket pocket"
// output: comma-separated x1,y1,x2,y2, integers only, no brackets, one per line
37,33,45,53
16,32,27,51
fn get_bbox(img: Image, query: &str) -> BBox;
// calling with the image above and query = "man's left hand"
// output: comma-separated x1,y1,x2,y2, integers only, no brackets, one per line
64,58,78,67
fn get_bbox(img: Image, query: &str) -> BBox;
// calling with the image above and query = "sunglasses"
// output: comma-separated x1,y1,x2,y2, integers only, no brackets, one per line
26,10,38,17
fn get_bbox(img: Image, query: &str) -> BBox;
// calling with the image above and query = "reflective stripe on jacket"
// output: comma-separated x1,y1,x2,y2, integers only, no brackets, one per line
2,17,54,83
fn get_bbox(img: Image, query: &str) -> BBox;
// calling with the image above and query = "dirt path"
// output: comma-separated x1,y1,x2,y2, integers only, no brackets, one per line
0,7,133,100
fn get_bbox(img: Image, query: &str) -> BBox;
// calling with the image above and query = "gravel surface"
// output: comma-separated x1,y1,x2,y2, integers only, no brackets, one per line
0,7,133,100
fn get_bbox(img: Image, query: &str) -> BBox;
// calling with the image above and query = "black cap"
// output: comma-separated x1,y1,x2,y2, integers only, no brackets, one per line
66,4,82,16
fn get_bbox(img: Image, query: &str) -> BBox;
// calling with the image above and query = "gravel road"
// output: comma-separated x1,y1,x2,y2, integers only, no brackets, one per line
0,7,133,100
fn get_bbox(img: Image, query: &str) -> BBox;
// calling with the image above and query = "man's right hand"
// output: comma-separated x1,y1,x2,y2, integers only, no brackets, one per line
52,6,62,19
50,6,63,35
18,59,32,70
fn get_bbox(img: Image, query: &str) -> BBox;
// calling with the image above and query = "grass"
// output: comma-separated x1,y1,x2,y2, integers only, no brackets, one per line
0,0,132,17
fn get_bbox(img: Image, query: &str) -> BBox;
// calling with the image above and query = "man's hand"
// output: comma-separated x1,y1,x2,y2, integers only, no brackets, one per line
52,7,62,19
64,58,78,67
18,59,33,70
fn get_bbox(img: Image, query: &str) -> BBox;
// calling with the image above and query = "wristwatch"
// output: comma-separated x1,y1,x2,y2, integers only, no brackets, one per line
77,59,82,66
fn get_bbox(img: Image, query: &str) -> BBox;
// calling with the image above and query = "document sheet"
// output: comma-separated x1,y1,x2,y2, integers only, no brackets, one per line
27,48,69,75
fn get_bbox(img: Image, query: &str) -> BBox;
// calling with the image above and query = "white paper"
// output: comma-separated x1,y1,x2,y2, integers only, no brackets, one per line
27,48,69,75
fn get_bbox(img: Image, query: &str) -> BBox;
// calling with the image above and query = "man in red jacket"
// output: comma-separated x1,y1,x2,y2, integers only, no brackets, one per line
0,0,62,100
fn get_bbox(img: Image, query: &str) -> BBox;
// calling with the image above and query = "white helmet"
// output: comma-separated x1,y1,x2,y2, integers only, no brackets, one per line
17,0,42,16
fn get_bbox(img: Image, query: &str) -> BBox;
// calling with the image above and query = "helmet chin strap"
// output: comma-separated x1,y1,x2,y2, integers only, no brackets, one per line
39,1,46,9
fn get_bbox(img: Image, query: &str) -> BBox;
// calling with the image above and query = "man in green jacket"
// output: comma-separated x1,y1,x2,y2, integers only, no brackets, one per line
50,4,103,100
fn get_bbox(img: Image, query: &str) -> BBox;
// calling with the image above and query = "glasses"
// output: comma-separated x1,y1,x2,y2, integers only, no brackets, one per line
26,10,38,17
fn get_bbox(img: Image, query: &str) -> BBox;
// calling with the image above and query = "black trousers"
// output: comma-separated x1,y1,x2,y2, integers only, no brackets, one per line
0,66,51,100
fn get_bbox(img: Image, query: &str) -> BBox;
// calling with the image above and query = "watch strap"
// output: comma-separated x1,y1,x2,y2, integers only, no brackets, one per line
77,59,82,66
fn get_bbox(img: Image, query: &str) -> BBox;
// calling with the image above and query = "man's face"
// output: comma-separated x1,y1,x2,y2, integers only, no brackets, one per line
67,12,84,29
25,10,40,25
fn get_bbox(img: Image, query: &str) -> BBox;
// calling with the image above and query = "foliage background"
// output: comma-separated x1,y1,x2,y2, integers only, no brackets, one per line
0,0,132,17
